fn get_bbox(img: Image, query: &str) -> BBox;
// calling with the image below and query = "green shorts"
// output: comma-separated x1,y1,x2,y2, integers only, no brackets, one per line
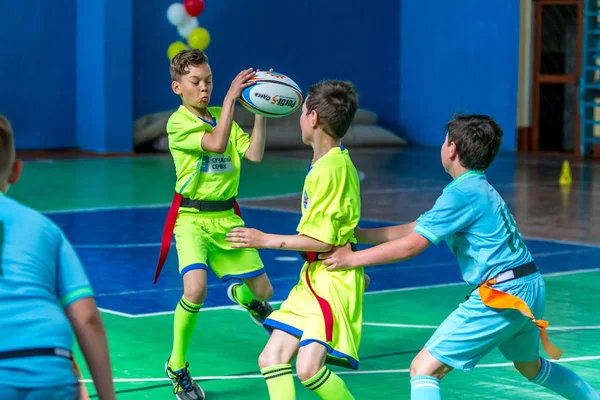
173,208,265,281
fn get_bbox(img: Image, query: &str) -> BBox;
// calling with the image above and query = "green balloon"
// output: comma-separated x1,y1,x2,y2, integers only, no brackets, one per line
168,41,188,60
188,27,210,50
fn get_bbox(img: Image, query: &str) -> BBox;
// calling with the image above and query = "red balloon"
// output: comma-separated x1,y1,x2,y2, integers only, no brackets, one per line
184,0,205,17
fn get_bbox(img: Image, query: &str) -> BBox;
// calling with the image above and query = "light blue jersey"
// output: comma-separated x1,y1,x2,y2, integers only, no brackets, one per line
0,193,93,388
414,170,544,370
415,170,533,285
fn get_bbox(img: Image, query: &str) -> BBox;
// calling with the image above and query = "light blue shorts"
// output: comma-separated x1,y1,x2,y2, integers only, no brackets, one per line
426,272,546,371
0,383,80,400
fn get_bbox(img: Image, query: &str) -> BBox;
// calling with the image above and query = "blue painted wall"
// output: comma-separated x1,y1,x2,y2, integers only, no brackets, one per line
77,0,133,153
76,0,105,152
0,0,521,152
0,1,76,150
398,0,521,151
133,0,401,130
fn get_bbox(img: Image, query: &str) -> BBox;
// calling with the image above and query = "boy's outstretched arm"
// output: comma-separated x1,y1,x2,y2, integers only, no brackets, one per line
226,227,332,252
355,221,417,245
65,297,116,400
320,231,431,270
202,68,256,153
243,115,267,162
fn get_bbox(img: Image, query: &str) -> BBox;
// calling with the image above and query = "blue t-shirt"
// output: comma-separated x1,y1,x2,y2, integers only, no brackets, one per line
0,194,94,388
415,171,533,285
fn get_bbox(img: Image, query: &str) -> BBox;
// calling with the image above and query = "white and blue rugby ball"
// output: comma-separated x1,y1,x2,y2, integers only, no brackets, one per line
239,71,303,118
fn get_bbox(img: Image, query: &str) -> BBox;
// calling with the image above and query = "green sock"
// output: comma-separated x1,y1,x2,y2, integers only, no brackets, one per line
302,366,354,400
234,283,255,304
169,296,202,370
261,364,296,400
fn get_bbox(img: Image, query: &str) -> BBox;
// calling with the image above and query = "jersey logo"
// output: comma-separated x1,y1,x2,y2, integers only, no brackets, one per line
302,190,310,209
200,154,234,173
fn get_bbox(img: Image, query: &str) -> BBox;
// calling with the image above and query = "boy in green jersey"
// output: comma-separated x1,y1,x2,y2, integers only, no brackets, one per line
154,50,275,400
227,80,366,400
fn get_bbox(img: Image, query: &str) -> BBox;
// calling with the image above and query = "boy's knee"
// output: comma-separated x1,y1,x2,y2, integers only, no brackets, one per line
183,280,207,304
514,359,541,380
409,351,451,380
258,331,298,369
295,359,322,382
258,346,284,369
254,284,273,302
409,357,422,378
258,350,271,369
295,343,327,382
245,278,273,302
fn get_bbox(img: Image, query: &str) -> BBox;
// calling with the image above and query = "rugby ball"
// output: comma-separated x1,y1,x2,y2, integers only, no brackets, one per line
239,71,303,118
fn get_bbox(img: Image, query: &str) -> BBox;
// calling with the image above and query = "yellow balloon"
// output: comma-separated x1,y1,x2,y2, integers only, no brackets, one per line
188,27,210,50
167,41,188,60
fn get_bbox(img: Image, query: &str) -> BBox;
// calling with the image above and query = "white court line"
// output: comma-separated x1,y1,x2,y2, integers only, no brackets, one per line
130,304,248,318
361,183,600,197
74,243,166,249
364,322,439,329
221,204,600,250
42,192,302,215
100,304,250,319
97,308,135,318
101,267,600,318
364,267,600,297
96,276,294,299
72,237,600,254
363,322,600,331
521,236,600,250
80,355,600,383
74,237,600,251
42,170,368,216
359,182,517,196
541,268,600,278
43,203,172,215
24,154,170,164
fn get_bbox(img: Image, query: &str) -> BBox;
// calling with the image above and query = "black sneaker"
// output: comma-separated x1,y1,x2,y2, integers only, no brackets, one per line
165,360,206,400
227,283,274,325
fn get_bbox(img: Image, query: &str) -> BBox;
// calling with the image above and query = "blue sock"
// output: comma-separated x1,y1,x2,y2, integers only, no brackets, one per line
531,358,599,400
410,375,442,400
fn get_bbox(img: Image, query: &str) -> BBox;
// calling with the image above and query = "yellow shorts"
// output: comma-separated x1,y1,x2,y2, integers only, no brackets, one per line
264,259,365,369
173,208,264,280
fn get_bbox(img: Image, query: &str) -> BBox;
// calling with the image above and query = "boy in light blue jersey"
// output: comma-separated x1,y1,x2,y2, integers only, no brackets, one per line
321,114,599,400
0,116,116,400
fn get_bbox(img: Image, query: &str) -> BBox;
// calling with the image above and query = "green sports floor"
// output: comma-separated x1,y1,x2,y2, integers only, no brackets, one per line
12,147,600,399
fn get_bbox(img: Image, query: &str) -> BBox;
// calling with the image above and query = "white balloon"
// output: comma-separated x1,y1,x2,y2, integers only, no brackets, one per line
177,17,199,39
166,3,187,27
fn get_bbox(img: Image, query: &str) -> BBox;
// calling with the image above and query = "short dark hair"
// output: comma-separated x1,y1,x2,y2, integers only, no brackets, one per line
170,49,209,82
305,80,358,139
446,114,503,171
0,115,15,178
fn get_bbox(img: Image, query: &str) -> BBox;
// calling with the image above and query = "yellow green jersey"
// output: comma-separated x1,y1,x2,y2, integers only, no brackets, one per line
297,145,361,246
166,105,251,201
263,145,365,369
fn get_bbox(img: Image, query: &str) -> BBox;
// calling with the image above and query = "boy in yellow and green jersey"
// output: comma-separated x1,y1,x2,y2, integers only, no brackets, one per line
153,50,275,400
227,80,366,400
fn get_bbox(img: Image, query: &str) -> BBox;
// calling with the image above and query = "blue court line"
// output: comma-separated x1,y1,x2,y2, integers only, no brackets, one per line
45,205,600,316
69,203,600,250
234,204,600,250
88,247,597,299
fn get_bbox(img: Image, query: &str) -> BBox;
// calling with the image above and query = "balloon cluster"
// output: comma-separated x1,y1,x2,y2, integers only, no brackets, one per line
166,0,210,60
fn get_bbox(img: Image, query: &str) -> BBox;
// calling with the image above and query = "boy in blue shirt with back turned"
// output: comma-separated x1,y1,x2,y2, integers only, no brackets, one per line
0,115,116,400
322,114,599,400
